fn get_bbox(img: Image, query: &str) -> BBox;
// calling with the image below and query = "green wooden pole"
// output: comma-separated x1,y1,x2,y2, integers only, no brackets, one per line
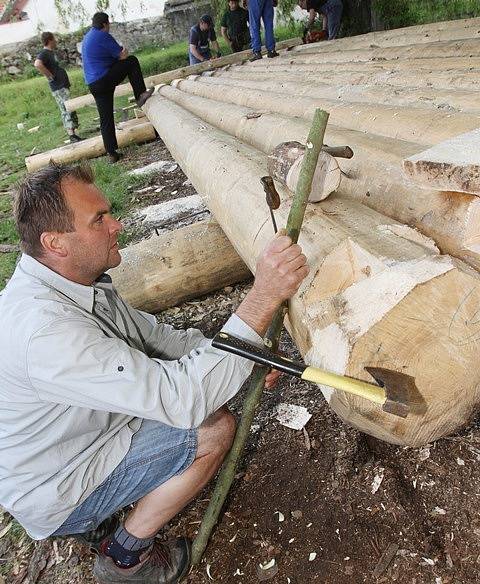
191,108,330,566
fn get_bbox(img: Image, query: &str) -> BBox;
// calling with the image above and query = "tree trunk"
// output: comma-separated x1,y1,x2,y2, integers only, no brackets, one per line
109,219,250,313
143,93,480,447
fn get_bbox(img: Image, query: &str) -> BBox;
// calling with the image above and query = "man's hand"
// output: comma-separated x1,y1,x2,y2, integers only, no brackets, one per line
253,234,308,306
236,234,309,337
119,47,129,60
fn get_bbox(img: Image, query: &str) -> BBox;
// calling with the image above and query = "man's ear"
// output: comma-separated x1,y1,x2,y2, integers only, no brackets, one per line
40,231,69,258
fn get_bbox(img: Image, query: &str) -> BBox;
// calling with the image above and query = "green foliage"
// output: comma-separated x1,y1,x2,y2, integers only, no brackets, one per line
372,0,480,29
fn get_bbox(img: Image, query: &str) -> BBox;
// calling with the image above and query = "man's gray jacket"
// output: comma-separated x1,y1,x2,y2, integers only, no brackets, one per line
0,255,260,539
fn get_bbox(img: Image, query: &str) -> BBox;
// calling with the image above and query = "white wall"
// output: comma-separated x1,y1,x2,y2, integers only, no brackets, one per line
0,0,165,46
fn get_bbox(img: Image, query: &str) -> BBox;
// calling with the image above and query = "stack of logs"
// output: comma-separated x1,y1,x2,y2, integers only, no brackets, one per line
32,18,480,447
138,18,480,447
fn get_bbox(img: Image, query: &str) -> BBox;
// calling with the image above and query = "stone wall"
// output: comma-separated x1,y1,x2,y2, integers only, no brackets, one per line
0,0,211,78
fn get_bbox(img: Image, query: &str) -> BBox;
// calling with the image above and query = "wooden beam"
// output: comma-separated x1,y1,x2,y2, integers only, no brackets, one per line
403,129,480,195
109,219,250,313
64,38,302,112
25,119,156,171
144,93,480,447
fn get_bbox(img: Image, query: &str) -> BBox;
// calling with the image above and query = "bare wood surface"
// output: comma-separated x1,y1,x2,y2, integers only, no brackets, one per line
403,129,480,195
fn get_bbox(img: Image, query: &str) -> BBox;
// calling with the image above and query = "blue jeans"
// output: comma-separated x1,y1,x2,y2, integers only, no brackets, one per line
322,0,343,40
189,48,211,65
248,0,275,53
52,419,198,536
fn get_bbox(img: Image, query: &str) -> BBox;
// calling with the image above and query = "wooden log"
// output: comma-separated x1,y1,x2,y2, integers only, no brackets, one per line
238,62,480,91
109,219,250,313
144,93,480,447
64,38,302,112
25,119,156,172
205,72,480,114
276,54,480,72
172,77,480,146
156,83,480,273
403,129,480,195
291,17,480,52
267,141,340,202
288,37,480,61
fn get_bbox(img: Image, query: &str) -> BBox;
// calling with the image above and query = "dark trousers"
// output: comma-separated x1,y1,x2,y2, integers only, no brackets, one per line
89,56,146,154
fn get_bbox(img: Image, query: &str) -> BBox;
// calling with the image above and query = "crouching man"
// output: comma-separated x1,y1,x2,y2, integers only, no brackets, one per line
0,162,308,584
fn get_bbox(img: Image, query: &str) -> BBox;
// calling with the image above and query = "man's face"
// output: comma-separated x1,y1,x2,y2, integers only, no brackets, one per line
229,0,238,10
199,20,209,31
60,178,123,282
299,0,307,8
50,36,57,49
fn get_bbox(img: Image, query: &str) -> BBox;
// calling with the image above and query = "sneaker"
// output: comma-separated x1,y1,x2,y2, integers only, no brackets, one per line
108,151,122,164
69,134,82,143
136,87,154,108
93,537,191,584
71,515,119,553
267,50,279,58
250,51,262,61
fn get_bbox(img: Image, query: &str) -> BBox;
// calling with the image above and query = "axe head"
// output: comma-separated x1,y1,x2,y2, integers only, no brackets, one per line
364,366,419,419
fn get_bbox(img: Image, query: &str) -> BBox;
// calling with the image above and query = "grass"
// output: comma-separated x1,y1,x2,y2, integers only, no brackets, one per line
372,0,480,29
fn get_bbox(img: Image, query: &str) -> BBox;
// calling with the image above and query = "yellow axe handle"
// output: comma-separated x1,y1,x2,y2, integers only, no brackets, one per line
301,367,387,405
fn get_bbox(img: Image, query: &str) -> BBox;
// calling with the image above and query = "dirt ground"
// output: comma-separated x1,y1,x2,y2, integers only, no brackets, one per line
2,138,480,584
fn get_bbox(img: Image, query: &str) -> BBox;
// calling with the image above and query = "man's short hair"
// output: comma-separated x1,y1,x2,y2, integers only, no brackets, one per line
41,31,54,46
92,12,109,29
14,163,94,258
200,14,213,26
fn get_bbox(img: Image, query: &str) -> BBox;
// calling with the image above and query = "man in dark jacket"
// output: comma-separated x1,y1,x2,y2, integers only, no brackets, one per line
82,12,154,163
188,14,221,65
221,0,250,53
34,32,82,143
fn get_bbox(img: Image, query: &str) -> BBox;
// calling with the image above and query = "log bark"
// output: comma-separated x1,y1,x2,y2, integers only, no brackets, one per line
403,129,480,195
109,219,250,313
173,77,480,147
144,93,480,447
25,119,156,172
64,38,302,112
267,141,340,202
205,72,480,114
157,83,480,270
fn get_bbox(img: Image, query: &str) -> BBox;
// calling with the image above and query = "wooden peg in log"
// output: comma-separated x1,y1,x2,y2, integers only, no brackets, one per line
267,141,341,202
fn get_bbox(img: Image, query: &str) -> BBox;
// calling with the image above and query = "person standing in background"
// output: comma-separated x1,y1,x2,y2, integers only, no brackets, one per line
298,0,343,40
221,0,250,53
82,12,153,164
248,0,279,61
34,32,82,144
